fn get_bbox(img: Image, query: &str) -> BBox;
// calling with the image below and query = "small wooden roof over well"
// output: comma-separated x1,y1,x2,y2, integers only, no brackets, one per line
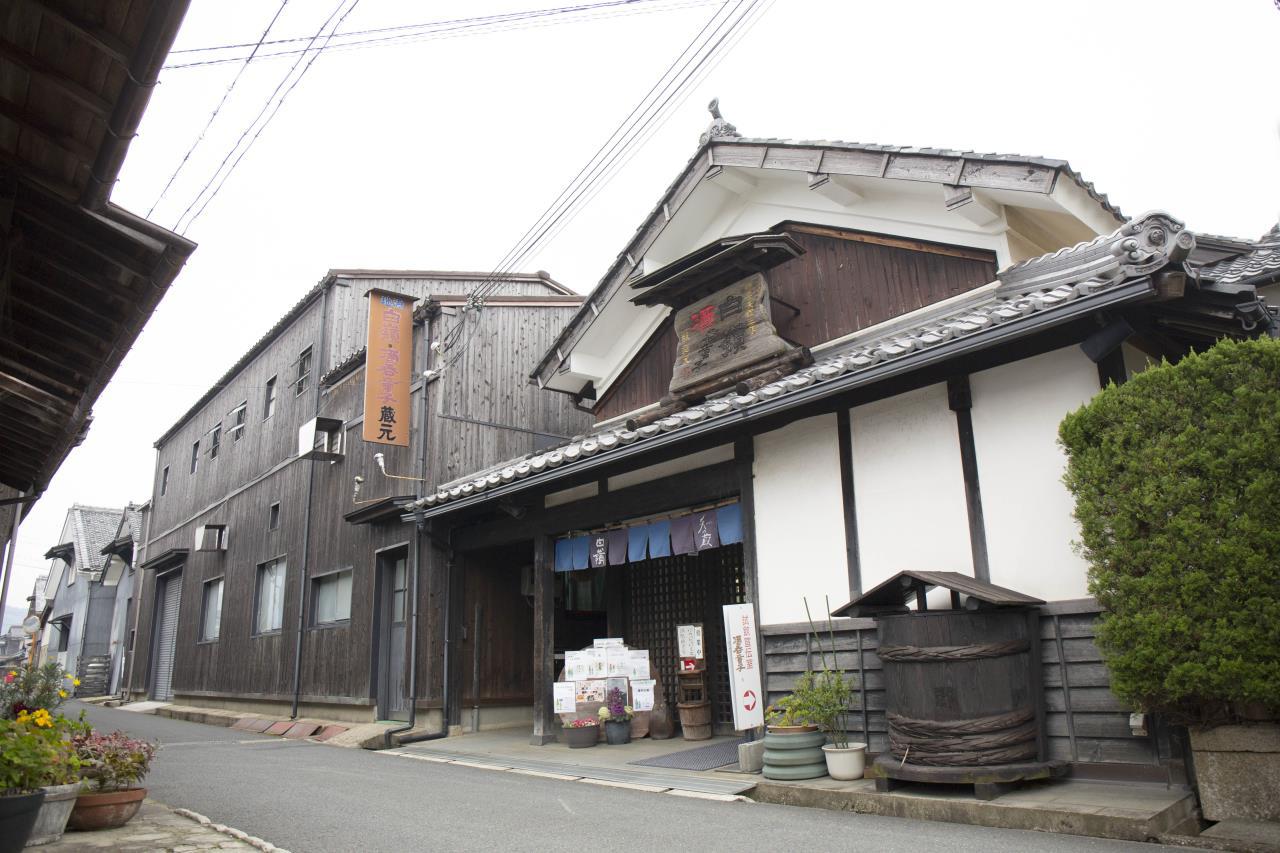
832,570,1044,617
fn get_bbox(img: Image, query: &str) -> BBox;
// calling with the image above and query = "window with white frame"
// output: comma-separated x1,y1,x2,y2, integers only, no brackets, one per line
294,348,312,397
191,440,200,474
264,376,277,420
209,423,221,458
201,578,223,642
254,558,286,635
311,569,352,625
230,402,247,442
160,465,169,496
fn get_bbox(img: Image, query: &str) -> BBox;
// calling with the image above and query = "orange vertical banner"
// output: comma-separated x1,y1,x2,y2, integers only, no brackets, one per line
362,289,415,447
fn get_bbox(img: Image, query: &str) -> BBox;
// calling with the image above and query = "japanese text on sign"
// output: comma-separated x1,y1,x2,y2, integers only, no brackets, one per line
362,290,415,447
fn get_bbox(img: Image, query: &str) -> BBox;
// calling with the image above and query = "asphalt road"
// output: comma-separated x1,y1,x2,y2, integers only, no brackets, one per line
72,702,1186,853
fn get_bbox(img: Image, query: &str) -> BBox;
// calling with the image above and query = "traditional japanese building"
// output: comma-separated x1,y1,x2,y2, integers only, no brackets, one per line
126,270,590,722
393,111,1277,782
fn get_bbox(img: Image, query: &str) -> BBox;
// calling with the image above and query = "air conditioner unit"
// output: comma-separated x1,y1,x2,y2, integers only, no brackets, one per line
298,417,344,462
195,524,227,552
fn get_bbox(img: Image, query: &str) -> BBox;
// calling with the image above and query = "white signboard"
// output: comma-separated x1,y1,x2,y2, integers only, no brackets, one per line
593,637,625,648
722,603,764,731
564,651,586,682
553,681,577,714
676,624,704,659
631,679,656,712
626,650,650,680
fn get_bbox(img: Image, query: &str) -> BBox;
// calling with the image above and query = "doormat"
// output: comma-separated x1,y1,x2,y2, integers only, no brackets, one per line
629,739,746,771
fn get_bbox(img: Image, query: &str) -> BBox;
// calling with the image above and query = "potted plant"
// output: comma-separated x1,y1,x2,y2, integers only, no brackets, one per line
67,731,156,831
1060,337,1280,822
0,712,67,852
763,671,828,780
598,688,634,745
810,669,866,780
2,665,83,848
26,713,86,847
562,718,599,749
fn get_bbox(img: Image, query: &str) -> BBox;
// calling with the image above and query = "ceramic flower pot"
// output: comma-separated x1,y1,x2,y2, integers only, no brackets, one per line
762,729,827,781
0,790,46,853
821,743,867,781
604,720,632,745
67,787,146,832
563,726,599,749
26,781,84,846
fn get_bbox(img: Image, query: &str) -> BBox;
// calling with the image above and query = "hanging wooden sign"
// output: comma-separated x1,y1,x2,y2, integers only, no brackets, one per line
669,272,791,395
362,289,416,447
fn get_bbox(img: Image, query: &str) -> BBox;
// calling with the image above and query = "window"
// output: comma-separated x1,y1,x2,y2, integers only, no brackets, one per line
201,578,223,642
191,440,200,474
294,347,312,397
54,618,71,652
268,502,280,531
311,570,352,625
230,402,247,442
254,558,287,635
160,465,169,497
195,524,227,551
209,423,221,459
264,376,277,420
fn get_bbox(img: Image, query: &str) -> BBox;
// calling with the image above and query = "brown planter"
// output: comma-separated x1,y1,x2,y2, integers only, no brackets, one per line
1189,722,1280,822
67,788,146,832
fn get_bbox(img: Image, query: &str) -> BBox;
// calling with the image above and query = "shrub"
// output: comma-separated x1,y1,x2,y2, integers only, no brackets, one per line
2,662,77,719
0,714,79,794
73,731,156,792
1059,337,1280,725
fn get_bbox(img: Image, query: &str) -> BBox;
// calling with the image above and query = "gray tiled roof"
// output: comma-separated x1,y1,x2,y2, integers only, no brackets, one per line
69,505,124,573
413,216,1189,514
1198,223,1280,286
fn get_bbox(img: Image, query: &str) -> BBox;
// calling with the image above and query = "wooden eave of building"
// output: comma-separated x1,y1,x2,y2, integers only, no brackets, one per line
529,135,1127,389
1,0,195,495
43,541,73,561
137,546,187,571
343,494,415,525
831,570,1045,617
629,232,804,307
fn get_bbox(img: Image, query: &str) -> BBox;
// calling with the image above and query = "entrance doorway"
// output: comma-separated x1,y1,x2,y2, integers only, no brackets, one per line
375,546,410,721
554,543,746,735
150,572,182,701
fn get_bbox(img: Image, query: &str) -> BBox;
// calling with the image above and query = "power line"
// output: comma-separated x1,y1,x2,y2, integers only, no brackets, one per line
162,0,715,70
147,0,291,217
173,0,358,234
436,0,768,370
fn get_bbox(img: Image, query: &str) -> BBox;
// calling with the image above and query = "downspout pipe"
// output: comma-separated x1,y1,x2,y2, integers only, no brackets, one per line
291,284,330,719
385,307,450,747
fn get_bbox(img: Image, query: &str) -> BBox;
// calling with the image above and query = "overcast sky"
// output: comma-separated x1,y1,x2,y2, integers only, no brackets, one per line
5,0,1278,620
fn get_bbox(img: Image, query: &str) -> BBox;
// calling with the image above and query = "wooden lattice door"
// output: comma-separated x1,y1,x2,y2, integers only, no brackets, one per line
625,544,746,733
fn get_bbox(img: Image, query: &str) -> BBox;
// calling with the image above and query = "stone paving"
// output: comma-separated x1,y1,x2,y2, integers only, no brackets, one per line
38,800,286,852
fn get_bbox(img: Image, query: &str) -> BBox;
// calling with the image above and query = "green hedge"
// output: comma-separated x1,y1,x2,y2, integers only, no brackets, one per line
1059,337,1280,724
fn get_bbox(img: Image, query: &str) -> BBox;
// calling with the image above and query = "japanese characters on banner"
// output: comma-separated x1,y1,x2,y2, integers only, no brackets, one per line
723,603,764,731
362,289,415,447
553,503,744,573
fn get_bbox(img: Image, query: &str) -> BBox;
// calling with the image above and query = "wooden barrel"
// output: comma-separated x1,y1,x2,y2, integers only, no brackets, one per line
877,607,1042,767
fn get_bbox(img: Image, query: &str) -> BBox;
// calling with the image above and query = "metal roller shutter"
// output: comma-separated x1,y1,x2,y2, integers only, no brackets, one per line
152,575,181,701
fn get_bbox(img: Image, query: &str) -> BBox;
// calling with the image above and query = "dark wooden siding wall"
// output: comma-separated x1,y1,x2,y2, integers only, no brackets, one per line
429,304,593,488
149,297,326,538
761,601,1184,781
592,225,997,422
133,280,589,709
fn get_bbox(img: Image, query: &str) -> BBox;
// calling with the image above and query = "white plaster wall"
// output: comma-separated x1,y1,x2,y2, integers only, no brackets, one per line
969,346,1100,601
606,444,733,492
850,383,974,591
753,414,848,625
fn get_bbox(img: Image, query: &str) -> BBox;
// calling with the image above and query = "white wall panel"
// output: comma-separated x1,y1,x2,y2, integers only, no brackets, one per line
969,346,1099,600
850,383,973,590
753,414,848,625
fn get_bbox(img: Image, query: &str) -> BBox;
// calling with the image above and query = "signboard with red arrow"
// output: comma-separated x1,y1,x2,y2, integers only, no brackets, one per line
723,603,764,731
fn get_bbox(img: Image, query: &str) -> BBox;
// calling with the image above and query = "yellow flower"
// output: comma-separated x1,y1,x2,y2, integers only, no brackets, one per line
72,679,80,687
58,690,68,698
